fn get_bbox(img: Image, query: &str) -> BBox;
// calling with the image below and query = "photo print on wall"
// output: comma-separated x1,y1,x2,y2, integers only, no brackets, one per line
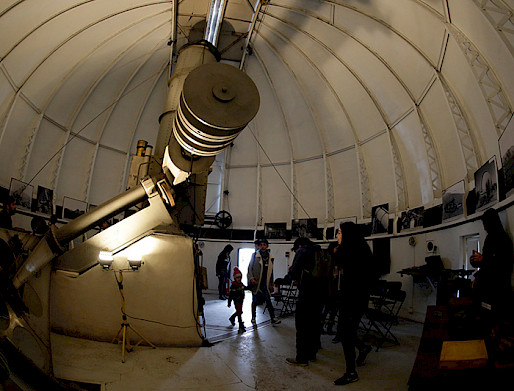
499,119,514,198
400,206,424,231
474,157,499,212
291,218,317,239
371,203,389,235
62,196,88,220
9,178,33,210
36,185,53,215
264,222,287,239
333,216,358,239
442,180,465,221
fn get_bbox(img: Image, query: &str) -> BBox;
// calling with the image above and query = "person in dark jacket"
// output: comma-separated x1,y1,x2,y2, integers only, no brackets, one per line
333,222,375,386
470,208,513,323
286,237,322,366
227,266,248,333
216,245,233,300
0,196,16,229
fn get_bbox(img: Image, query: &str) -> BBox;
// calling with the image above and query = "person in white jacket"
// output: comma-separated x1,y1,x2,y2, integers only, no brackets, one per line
247,239,281,325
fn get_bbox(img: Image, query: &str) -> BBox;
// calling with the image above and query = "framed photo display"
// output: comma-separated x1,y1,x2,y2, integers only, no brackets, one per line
442,180,465,221
371,203,389,235
62,196,88,220
9,178,33,210
498,119,514,198
36,185,53,215
400,206,424,232
291,218,317,239
333,216,358,239
474,156,499,212
264,223,287,239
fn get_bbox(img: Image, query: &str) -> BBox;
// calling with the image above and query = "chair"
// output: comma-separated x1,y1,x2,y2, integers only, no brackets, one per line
363,288,406,351
279,281,299,316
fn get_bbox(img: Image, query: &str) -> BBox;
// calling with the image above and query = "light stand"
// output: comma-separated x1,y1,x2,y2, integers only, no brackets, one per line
111,269,156,362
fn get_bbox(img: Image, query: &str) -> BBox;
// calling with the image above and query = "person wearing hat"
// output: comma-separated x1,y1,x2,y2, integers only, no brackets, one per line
248,238,281,325
227,266,247,333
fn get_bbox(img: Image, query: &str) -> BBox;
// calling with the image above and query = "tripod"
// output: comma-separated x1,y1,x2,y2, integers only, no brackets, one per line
111,270,156,362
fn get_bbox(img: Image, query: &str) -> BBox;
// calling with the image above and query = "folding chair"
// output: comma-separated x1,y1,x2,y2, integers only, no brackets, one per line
363,288,406,351
279,281,299,316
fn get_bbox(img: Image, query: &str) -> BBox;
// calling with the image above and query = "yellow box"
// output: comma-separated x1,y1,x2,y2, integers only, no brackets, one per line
439,339,488,369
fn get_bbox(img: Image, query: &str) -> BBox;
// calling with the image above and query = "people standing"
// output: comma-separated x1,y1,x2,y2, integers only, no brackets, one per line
333,222,375,386
248,239,281,325
321,241,340,336
285,237,321,366
216,245,233,300
228,266,247,333
470,208,513,323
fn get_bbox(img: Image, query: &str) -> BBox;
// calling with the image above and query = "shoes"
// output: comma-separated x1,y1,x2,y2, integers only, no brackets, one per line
332,336,341,344
251,318,257,325
285,358,308,366
356,345,372,366
271,318,281,325
238,324,246,333
334,372,359,386
229,317,235,326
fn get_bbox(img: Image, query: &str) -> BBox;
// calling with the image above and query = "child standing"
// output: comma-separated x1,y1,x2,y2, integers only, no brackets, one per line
228,267,247,333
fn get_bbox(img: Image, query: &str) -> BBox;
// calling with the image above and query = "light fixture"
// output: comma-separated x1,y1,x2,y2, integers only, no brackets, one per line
127,255,143,271
98,251,114,270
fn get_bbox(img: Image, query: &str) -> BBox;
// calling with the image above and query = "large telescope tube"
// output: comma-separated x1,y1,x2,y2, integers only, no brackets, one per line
163,62,260,184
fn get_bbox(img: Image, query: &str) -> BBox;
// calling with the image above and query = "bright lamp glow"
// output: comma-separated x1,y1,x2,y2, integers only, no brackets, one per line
98,251,114,269
128,254,143,271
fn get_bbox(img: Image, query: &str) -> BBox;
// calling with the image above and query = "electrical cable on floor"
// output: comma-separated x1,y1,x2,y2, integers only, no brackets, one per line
112,270,196,329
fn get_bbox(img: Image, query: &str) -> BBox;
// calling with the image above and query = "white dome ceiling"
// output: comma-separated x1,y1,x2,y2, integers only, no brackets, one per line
0,0,513,230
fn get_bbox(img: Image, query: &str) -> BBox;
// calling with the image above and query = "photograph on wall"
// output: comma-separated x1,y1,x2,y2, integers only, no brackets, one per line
498,119,514,198
291,218,317,239
474,157,499,212
264,223,287,239
423,204,443,228
400,206,424,231
9,178,33,210
62,196,87,220
371,203,389,235
333,216,358,239
36,185,53,215
442,180,465,221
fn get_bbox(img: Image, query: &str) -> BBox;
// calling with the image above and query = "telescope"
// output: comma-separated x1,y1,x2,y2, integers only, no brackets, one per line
13,41,260,289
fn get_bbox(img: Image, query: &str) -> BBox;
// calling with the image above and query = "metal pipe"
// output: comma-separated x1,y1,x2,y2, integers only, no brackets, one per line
54,185,148,245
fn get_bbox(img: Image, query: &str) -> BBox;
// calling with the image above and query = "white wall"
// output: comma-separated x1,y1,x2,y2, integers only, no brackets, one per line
199,240,294,291
199,204,514,323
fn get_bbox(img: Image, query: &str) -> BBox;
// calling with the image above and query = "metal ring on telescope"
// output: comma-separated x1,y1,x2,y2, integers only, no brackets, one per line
170,62,260,157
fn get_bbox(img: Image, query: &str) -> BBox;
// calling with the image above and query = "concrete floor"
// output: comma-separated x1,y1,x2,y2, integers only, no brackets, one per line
51,291,423,390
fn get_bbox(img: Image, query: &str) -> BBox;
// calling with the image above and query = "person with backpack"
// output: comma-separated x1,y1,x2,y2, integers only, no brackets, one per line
285,237,323,366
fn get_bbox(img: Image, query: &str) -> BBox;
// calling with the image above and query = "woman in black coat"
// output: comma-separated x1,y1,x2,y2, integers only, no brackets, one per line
333,222,376,386
470,208,513,323
216,244,234,299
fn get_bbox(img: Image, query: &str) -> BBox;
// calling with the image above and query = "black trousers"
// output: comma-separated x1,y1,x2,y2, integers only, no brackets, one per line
218,275,228,297
339,297,368,373
295,289,322,362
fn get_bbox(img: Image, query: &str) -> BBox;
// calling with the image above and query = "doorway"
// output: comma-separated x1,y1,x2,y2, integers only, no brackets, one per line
237,248,254,286
462,234,480,279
